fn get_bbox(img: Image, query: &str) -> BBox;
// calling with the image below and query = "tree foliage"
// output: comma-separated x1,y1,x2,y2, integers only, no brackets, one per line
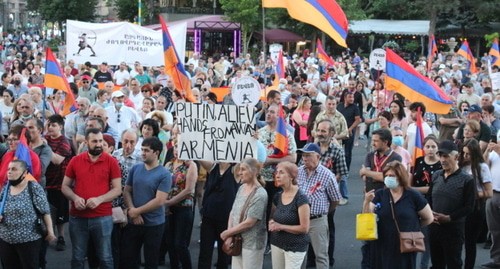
219,0,262,54
38,0,98,24
114,0,156,24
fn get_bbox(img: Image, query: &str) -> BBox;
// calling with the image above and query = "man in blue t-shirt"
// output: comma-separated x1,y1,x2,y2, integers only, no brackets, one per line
120,137,172,269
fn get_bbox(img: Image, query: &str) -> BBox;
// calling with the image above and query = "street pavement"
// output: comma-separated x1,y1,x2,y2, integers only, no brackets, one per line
43,139,491,268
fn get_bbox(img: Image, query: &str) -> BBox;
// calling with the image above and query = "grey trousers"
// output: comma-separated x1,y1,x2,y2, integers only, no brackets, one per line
301,216,329,269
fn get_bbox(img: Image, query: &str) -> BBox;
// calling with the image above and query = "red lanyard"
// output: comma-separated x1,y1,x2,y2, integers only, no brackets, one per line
373,150,393,172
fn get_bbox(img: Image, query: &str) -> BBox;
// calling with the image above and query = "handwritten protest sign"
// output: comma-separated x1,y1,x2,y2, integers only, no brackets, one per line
176,103,257,162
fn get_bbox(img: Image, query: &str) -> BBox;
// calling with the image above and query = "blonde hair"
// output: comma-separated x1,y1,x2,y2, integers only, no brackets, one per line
276,162,299,185
239,158,265,187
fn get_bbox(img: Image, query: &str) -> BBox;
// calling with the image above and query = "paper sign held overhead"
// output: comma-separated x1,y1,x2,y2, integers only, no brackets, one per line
232,76,261,106
176,103,257,163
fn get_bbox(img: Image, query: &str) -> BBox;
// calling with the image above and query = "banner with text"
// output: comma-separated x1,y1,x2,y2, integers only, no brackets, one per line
176,103,257,162
66,20,187,66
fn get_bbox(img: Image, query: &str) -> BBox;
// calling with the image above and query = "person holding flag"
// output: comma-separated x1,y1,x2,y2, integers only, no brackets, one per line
404,102,433,167
258,104,297,253
0,125,42,187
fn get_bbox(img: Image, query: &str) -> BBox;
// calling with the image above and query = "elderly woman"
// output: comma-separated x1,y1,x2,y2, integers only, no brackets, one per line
220,158,268,269
363,161,433,268
269,162,310,269
0,160,56,269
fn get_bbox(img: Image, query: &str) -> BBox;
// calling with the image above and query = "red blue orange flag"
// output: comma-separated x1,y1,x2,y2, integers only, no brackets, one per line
316,39,335,67
44,48,77,116
456,40,478,74
14,128,38,181
276,50,285,79
385,48,452,114
262,0,348,48
489,38,500,67
427,35,438,72
413,107,425,165
159,16,194,102
269,106,288,158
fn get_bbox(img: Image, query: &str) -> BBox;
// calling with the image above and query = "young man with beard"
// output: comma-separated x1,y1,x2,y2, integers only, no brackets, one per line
62,128,122,269
120,137,171,269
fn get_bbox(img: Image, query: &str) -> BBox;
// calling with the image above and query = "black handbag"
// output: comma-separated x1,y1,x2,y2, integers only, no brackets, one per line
27,181,48,237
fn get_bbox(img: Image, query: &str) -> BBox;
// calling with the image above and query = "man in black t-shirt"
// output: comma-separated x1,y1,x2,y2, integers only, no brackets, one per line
455,104,491,151
337,91,361,170
93,62,113,83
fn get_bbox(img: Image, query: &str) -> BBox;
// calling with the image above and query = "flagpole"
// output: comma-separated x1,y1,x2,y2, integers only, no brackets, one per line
262,6,266,58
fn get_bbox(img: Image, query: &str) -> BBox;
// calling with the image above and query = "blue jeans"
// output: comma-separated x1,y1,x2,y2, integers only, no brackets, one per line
69,215,114,269
119,223,165,269
339,175,349,199
168,206,194,269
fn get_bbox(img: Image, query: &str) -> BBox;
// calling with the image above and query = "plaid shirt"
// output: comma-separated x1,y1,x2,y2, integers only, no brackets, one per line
111,148,142,207
298,164,342,215
299,142,349,180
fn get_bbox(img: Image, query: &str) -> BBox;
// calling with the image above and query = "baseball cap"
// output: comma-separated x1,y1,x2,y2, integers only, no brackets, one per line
81,75,92,81
297,143,321,155
468,104,482,114
439,64,446,69
437,140,458,155
279,78,287,84
111,91,125,98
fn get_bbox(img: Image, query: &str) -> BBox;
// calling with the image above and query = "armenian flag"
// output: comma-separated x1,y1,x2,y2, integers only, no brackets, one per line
276,50,285,79
269,106,288,158
262,0,348,48
385,48,452,114
413,107,425,164
317,38,335,66
456,40,478,73
44,48,77,116
489,38,500,67
427,35,438,72
159,16,194,102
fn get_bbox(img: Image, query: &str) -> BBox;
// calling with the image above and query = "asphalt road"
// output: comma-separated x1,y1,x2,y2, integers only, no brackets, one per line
41,139,491,269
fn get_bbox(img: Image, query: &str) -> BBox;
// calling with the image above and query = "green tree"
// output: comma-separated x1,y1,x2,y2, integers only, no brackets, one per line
38,0,98,36
220,0,262,55
114,0,156,24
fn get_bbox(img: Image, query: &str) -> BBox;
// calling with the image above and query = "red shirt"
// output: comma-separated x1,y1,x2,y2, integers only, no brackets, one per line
0,150,42,186
65,152,121,218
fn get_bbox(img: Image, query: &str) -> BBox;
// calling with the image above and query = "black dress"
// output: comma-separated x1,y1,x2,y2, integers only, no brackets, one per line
371,188,428,269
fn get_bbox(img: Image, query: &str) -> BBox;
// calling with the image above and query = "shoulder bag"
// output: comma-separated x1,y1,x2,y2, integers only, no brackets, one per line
28,181,48,237
222,187,258,256
389,191,425,253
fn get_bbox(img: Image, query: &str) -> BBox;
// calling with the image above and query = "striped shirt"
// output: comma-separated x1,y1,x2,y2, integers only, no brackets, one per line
298,164,341,215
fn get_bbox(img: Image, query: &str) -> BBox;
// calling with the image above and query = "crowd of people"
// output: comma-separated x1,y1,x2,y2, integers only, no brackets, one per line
0,31,499,269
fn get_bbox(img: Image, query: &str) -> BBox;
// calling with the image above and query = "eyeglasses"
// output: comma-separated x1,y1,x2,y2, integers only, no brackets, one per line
141,90,150,93
131,84,138,86
82,81,90,84
20,106,30,109
6,138,19,143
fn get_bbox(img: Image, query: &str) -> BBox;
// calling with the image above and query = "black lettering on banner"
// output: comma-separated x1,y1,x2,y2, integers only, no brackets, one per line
177,103,256,162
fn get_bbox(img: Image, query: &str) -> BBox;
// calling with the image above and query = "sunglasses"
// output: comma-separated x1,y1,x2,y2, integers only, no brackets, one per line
141,90,150,93
82,81,90,84
20,106,30,109
117,113,121,123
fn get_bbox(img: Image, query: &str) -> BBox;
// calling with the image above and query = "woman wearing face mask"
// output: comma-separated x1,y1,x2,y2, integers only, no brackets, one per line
0,160,56,269
411,135,442,269
363,161,433,269
459,138,492,269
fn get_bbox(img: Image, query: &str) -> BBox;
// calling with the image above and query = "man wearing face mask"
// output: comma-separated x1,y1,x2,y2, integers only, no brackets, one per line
105,90,140,137
62,128,122,269
6,74,28,98
10,98,35,127
358,128,402,269
428,140,475,269
391,128,411,170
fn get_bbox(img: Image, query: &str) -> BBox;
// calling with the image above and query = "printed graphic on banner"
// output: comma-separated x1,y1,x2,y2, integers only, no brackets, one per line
176,103,257,162
232,77,261,106
66,20,187,66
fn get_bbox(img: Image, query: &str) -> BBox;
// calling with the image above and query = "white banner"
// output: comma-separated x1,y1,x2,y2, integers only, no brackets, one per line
66,20,187,66
176,103,257,163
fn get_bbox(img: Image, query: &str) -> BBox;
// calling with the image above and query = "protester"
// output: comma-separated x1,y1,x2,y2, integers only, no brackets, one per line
269,162,310,269
363,160,433,268
220,158,268,269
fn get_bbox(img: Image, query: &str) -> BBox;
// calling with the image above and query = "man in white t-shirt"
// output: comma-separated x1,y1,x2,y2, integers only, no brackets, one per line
404,102,432,162
113,62,131,86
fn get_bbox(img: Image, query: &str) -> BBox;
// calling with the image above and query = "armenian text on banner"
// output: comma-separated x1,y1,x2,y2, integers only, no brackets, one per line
175,103,257,162
66,20,186,66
